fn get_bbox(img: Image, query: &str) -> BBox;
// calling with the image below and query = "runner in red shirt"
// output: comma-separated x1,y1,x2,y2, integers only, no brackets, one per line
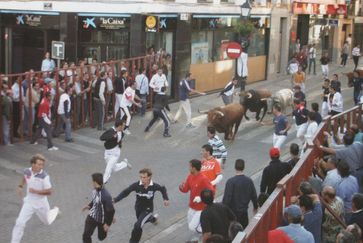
200,144,223,189
179,159,214,233
30,92,58,151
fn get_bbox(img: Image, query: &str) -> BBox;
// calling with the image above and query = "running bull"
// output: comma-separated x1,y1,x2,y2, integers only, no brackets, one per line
239,89,272,122
271,88,294,114
199,103,245,140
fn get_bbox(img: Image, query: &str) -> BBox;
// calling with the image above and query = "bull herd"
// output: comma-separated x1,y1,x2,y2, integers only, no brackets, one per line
199,88,294,140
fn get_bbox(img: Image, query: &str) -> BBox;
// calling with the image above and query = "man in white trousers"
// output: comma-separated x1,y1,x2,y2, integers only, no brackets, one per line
119,81,141,135
100,119,132,183
174,72,205,128
262,104,291,149
11,154,59,243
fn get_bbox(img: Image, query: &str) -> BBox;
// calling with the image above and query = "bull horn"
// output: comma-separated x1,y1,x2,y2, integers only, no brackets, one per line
246,92,252,99
260,98,269,101
198,108,209,114
216,111,224,117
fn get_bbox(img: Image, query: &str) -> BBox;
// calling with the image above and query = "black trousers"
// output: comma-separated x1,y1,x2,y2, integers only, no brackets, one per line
12,101,20,137
130,208,155,243
236,211,249,229
146,109,170,134
82,215,107,243
341,54,348,66
31,118,54,148
353,56,360,70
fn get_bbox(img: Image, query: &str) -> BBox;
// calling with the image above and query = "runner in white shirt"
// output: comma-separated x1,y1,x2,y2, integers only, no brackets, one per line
149,69,168,94
120,81,141,135
11,154,59,243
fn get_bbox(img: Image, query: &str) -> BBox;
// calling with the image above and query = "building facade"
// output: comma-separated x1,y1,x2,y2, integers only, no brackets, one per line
0,0,291,98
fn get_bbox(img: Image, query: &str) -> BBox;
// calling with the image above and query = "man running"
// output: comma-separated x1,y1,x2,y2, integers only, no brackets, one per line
119,81,141,135
207,126,227,167
11,154,59,243
82,173,115,243
200,144,223,189
113,168,169,243
100,119,132,184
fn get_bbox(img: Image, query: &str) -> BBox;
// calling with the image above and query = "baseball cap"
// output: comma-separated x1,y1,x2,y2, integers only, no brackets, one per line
269,147,280,158
284,204,302,218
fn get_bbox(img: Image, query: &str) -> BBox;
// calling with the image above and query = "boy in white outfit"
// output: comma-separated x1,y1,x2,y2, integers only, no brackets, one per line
11,154,59,243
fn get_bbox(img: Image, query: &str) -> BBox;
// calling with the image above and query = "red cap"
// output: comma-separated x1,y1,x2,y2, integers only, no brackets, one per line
269,147,280,158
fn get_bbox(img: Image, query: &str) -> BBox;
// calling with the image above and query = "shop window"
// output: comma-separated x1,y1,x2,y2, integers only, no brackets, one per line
191,31,213,64
247,29,266,57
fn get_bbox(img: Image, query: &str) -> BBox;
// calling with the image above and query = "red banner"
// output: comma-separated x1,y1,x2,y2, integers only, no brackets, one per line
292,2,347,16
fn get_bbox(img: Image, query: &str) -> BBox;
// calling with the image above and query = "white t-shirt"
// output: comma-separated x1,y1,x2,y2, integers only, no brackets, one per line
120,87,135,108
23,168,51,204
57,93,71,115
149,73,168,93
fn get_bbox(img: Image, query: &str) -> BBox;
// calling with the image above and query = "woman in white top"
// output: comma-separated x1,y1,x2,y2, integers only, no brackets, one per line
352,44,361,71
304,111,319,141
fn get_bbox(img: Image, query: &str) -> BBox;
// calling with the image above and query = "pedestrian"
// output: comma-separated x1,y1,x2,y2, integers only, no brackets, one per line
348,193,363,241
135,68,149,116
56,83,74,142
308,44,316,75
260,148,290,195
320,52,330,78
219,77,238,105
82,173,115,243
41,52,55,73
207,126,227,167
11,76,22,138
349,70,363,105
1,87,12,145
331,74,341,93
328,85,343,116
295,38,301,54
292,99,309,143
11,154,59,243
292,66,306,92
268,205,314,243
200,144,223,189
311,102,322,125
341,41,349,67
100,119,132,184
200,188,236,242
144,86,171,137
237,49,248,92
113,168,169,243
119,80,142,135
23,80,41,136
114,69,127,117
352,44,361,71
222,159,258,229
321,78,330,118
93,71,106,131
174,72,206,128
105,71,114,118
287,56,299,76
269,104,291,149
149,68,168,94
179,159,215,233
286,143,300,170
31,92,58,151
303,111,319,143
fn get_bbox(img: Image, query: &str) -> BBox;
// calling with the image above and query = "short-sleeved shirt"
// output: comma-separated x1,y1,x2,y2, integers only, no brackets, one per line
179,79,191,101
201,157,221,184
273,114,288,136
336,176,359,213
24,167,51,203
120,87,135,108
335,143,363,171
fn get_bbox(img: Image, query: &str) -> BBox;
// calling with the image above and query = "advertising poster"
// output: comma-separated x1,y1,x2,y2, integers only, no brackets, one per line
191,42,209,64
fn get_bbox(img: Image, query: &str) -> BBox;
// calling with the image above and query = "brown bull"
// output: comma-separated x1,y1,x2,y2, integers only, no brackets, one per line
200,103,245,140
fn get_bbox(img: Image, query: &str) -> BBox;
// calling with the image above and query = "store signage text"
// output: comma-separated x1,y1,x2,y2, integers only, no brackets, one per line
16,15,42,27
82,17,127,30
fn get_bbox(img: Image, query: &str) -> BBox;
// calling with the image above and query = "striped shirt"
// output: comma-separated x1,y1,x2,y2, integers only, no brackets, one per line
208,135,227,160
88,187,115,225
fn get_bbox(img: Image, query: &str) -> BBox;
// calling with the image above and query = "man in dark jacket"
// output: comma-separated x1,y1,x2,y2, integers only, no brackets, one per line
82,173,115,243
348,193,363,241
260,148,290,195
222,159,258,229
144,86,171,137
200,188,236,242
113,168,169,243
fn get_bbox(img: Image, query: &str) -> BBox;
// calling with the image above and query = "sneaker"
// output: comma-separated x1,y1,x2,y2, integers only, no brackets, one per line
48,146,59,151
163,133,171,138
144,127,149,133
152,213,159,225
31,142,38,145
186,123,196,128
47,206,59,224
124,129,131,135
124,158,132,169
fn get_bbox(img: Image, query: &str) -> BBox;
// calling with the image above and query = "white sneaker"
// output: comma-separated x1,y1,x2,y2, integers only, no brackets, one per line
152,213,159,225
124,158,132,169
47,206,59,224
48,146,59,151
31,142,38,145
123,129,131,135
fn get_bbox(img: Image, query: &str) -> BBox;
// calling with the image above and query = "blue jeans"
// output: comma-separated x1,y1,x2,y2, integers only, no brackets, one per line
139,94,148,116
56,114,72,140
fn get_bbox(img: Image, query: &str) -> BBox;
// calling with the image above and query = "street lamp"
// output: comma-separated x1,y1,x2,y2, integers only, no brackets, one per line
240,0,252,18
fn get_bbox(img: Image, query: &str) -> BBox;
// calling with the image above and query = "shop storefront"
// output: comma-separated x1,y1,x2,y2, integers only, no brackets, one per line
0,11,60,73
190,15,269,92
78,14,130,64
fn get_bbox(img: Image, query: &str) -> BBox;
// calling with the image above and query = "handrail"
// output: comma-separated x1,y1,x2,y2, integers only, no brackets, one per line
239,105,362,243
